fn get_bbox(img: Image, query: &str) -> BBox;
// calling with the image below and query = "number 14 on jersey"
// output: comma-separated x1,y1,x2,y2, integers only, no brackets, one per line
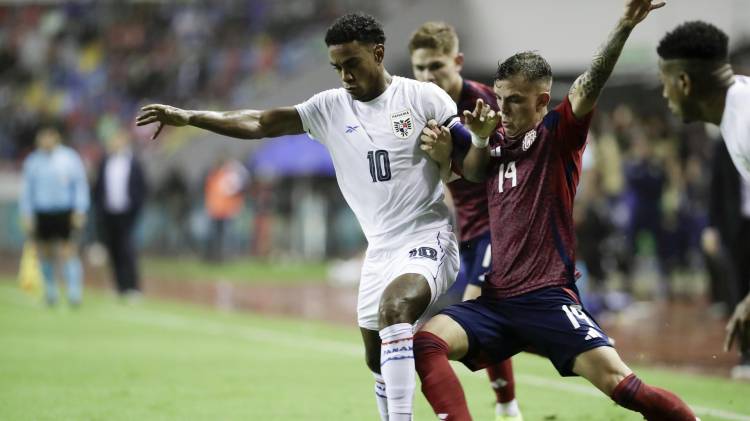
498,161,517,193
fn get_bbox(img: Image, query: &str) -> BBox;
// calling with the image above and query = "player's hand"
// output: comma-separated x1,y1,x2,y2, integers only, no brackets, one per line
71,212,86,231
621,0,665,28
419,120,452,165
725,293,750,353
463,99,499,139
136,104,191,140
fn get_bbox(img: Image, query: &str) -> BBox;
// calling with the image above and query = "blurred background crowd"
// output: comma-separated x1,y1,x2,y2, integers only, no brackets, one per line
1,1,750,327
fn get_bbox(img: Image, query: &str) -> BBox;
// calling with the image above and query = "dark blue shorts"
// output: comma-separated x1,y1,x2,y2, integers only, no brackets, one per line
450,231,492,296
441,284,612,376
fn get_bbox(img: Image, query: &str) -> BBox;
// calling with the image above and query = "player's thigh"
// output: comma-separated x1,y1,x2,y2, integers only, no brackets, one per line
462,284,482,301
511,285,614,377
420,314,470,360
395,230,460,312
357,250,389,331
437,298,523,370
572,346,632,395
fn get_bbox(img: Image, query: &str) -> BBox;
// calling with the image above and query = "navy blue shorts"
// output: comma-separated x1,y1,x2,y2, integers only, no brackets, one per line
441,284,612,376
449,231,492,298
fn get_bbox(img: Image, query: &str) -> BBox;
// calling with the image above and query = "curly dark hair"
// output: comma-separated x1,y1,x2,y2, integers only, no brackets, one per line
495,51,552,83
657,21,728,61
325,13,386,46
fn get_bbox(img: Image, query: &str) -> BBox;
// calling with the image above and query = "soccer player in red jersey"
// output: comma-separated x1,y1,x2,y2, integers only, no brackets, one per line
414,1,699,420
409,22,521,421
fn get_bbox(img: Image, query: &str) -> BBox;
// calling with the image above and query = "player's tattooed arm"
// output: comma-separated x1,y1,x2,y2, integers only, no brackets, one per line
136,105,303,140
568,0,665,118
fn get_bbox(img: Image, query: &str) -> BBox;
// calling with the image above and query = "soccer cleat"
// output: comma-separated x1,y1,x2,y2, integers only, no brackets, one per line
495,400,522,421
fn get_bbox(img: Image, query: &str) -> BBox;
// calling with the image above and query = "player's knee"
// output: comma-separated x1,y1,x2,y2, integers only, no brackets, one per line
598,372,626,395
378,294,424,327
414,331,449,357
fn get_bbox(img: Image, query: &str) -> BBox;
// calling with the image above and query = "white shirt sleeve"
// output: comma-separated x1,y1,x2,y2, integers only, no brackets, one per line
294,90,337,144
419,82,459,128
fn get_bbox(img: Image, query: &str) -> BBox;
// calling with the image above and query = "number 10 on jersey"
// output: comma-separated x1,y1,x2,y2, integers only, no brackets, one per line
367,150,391,182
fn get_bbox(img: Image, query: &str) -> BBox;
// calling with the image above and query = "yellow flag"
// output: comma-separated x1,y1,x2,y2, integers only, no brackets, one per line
18,243,42,297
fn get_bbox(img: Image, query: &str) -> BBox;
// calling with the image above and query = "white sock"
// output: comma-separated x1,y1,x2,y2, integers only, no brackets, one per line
496,399,520,417
379,323,415,421
373,372,389,421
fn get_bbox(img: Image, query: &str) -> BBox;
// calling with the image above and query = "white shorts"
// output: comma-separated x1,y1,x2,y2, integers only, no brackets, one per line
357,228,460,331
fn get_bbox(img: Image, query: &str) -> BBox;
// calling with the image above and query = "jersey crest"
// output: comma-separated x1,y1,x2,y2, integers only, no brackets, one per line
522,129,537,151
391,109,413,139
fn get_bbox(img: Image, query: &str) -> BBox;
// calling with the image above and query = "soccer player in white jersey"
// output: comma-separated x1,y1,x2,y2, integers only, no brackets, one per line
656,21,750,377
136,13,464,420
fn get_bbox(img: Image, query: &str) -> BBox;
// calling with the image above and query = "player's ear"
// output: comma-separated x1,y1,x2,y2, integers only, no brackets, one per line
536,91,551,110
373,44,385,64
677,71,691,96
454,52,464,72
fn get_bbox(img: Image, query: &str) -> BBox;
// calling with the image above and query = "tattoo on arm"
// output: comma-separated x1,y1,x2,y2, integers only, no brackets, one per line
570,22,633,102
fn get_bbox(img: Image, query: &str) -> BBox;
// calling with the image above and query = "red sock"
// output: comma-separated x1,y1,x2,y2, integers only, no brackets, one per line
486,359,515,404
611,374,696,420
414,331,472,421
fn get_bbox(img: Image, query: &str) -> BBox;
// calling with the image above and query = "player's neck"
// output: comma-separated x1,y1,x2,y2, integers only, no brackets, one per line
699,66,734,125
447,76,464,103
700,82,732,125
362,70,392,102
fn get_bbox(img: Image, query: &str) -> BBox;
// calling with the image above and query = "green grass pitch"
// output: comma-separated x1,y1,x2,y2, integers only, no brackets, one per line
1,283,748,420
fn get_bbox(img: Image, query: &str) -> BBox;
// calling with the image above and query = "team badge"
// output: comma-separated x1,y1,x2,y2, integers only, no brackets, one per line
390,109,413,139
522,129,537,151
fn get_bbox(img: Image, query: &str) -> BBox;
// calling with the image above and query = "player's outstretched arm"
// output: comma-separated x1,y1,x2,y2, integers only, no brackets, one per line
462,99,499,182
568,0,665,118
135,104,304,140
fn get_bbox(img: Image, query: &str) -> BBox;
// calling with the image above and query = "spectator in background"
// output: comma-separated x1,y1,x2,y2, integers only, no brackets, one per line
93,129,148,299
703,139,750,379
204,154,248,262
621,132,670,298
19,124,89,307
157,166,194,254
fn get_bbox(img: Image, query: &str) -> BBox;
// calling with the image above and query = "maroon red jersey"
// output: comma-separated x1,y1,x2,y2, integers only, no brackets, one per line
482,96,593,299
448,80,498,242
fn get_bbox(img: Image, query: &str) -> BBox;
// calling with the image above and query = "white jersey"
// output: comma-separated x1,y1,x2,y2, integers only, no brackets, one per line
295,76,458,247
720,75,750,182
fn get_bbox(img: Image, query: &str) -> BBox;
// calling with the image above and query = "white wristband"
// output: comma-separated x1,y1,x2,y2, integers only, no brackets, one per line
471,132,489,148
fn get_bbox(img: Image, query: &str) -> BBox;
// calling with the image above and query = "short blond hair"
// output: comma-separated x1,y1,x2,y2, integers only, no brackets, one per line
408,21,459,55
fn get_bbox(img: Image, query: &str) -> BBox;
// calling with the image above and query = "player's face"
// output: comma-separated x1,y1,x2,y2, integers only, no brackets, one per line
658,60,700,123
494,75,549,138
410,48,462,93
36,129,61,151
329,41,384,101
